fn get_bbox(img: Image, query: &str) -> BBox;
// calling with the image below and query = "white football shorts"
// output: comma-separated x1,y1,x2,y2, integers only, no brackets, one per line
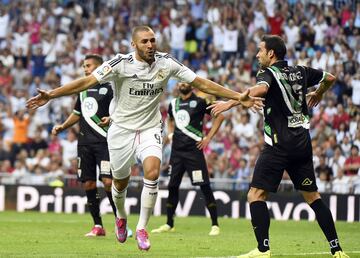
107,123,163,179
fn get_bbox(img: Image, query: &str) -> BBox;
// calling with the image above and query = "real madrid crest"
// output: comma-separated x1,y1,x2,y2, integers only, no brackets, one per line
156,69,166,80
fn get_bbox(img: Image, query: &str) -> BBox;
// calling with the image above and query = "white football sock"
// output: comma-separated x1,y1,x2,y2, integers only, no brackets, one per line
136,178,158,230
112,183,127,219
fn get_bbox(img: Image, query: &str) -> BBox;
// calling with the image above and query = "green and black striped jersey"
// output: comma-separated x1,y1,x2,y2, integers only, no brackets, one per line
168,93,211,151
256,60,324,151
73,82,113,145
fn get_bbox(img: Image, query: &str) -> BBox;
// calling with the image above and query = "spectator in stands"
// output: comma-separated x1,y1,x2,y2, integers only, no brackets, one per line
28,129,48,157
332,169,351,194
59,128,77,168
30,46,47,78
221,21,238,67
329,145,346,178
315,155,333,182
234,158,250,191
169,18,187,62
333,104,350,130
11,59,30,90
343,145,360,176
0,136,10,162
10,109,31,165
0,6,9,44
350,73,360,106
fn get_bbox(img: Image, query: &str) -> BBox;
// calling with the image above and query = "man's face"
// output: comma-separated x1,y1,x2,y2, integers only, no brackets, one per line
82,58,100,76
256,42,272,68
132,30,156,63
178,83,192,95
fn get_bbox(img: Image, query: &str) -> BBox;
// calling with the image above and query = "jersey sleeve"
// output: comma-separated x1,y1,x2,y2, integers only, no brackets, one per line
256,69,272,87
73,96,81,115
302,66,325,88
167,55,197,83
168,102,174,119
92,54,125,84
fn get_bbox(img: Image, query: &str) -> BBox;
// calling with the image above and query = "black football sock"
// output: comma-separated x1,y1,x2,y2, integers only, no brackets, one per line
86,188,102,226
105,190,117,218
250,201,270,252
166,187,179,228
310,199,342,254
200,184,218,226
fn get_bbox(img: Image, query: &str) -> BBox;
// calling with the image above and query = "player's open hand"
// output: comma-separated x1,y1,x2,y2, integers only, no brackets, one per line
51,125,64,135
307,91,322,108
207,101,232,117
98,116,111,127
196,136,210,150
26,88,51,110
238,89,264,110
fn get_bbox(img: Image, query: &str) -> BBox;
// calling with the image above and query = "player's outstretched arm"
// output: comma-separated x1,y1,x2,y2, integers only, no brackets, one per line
190,77,264,109
207,84,268,116
26,75,98,110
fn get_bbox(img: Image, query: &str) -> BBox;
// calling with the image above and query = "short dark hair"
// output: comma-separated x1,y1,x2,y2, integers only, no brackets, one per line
132,25,153,39
351,145,359,152
261,35,287,60
84,54,103,65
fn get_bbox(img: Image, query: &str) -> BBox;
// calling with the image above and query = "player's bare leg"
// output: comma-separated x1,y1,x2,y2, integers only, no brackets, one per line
112,175,130,243
136,156,160,251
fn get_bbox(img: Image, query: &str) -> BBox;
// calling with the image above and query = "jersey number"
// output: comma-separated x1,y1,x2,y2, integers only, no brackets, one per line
154,133,162,144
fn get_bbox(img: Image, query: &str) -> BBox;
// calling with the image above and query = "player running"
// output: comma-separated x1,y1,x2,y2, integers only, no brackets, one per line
27,26,264,251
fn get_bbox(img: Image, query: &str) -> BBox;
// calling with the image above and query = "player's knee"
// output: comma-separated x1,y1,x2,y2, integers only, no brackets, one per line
301,191,321,204
247,187,268,203
102,178,112,190
144,167,160,181
143,156,161,180
84,180,96,190
112,177,130,192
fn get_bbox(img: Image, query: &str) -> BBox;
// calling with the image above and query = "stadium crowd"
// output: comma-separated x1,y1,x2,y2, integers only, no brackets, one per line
0,0,359,194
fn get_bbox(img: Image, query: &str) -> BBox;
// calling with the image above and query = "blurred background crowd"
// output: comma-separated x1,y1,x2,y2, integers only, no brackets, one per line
0,0,359,194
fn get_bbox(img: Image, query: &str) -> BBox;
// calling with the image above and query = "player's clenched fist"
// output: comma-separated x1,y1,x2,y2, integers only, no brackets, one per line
52,125,64,135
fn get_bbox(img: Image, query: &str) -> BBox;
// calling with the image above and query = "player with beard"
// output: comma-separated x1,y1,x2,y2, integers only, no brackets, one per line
27,26,264,251
209,35,348,258
152,82,223,236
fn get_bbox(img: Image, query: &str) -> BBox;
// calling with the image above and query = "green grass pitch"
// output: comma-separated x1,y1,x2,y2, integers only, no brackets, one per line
0,211,359,258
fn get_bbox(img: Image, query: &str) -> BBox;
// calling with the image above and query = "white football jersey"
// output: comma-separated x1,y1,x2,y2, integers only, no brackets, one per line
92,52,197,130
